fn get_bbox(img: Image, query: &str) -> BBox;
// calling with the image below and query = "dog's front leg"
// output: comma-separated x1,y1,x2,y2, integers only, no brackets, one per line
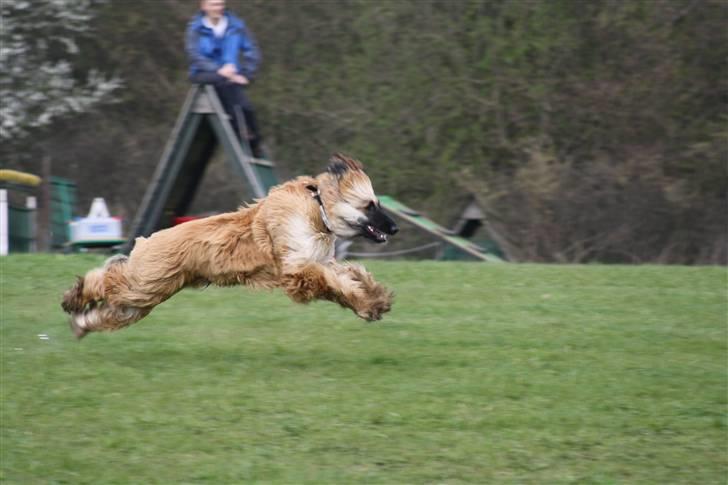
281,262,393,321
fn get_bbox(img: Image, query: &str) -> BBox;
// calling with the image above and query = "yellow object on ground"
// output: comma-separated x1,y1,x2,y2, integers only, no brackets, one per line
0,170,42,187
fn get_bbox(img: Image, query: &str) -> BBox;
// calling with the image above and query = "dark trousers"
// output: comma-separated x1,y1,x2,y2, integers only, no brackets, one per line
190,72,263,156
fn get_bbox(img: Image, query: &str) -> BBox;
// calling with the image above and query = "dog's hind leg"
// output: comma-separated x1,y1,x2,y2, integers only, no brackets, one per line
61,255,129,314
62,255,151,338
61,268,106,314
282,262,393,321
69,304,151,339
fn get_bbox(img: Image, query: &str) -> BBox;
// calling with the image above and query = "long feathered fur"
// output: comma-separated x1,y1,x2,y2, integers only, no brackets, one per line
61,156,394,339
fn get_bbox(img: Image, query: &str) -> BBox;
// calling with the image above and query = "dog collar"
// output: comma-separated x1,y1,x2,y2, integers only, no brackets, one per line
306,185,333,234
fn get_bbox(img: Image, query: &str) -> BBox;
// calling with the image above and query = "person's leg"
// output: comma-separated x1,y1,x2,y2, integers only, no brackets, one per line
218,83,264,157
189,73,263,157
236,88,264,158
190,72,243,136
215,85,244,137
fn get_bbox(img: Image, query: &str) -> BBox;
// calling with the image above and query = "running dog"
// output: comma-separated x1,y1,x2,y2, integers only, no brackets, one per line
61,154,398,339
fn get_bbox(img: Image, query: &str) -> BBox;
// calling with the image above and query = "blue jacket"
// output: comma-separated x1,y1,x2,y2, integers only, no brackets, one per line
185,11,261,79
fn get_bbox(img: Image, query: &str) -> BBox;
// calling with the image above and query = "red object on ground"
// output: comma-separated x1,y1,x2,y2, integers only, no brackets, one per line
173,216,198,225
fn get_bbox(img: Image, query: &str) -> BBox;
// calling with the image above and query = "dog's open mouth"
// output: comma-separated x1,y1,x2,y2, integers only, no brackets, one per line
362,224,388,243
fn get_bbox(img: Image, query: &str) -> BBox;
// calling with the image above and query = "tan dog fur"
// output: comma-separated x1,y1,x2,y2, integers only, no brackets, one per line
61,154,394,338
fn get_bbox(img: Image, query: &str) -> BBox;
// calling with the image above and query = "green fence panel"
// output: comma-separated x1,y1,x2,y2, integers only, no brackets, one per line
8,206,34,253
50,177,76,248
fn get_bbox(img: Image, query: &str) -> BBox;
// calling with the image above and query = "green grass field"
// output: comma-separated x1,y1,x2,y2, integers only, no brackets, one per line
1,255,726,484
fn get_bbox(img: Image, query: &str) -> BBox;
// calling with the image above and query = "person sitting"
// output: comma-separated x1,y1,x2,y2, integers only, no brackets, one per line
185,0,264,158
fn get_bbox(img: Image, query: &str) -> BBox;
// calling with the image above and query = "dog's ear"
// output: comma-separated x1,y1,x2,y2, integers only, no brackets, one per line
328,153,363,178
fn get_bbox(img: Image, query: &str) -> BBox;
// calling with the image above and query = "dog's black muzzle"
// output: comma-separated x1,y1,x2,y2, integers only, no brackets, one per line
360,204,398,243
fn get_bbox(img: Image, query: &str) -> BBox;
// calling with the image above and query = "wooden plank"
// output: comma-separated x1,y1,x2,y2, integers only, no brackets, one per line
138,113,203,237
378,195,503,262
124,86,201,251
123,85,280,253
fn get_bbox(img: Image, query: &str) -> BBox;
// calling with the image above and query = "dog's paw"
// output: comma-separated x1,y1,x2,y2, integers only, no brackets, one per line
341,264,393,321
355,285,393,322
356,300,391,322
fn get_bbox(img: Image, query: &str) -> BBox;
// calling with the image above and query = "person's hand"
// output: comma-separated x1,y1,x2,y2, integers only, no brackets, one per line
231,74,249,85
217,63,237,78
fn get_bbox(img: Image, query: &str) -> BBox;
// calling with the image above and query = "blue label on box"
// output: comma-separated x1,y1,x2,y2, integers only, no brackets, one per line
90,224,110,233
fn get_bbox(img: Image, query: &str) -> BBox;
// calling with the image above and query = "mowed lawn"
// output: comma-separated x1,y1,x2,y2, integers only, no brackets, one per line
0,255,725,484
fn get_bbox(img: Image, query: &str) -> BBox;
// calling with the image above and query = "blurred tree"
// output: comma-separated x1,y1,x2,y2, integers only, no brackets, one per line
2,0,724,263
0,0,121,142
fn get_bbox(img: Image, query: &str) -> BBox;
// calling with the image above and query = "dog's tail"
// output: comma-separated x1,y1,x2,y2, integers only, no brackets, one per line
61,254,128,314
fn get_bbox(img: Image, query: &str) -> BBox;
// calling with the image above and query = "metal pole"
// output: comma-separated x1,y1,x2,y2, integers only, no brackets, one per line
38,155,51,251
26,196,37,252
0,189,8,256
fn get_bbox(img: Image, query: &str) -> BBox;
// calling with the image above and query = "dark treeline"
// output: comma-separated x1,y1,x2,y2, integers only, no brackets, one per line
6,0,726,263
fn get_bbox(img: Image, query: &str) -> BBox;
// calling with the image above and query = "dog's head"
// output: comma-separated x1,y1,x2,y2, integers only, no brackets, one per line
320,154,398,243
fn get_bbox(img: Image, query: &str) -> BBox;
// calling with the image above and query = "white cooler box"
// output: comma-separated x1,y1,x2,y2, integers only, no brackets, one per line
70,217,122,242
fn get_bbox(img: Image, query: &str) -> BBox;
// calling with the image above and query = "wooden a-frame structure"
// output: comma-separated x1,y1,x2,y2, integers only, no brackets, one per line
122,84,276,253
123,85,502,261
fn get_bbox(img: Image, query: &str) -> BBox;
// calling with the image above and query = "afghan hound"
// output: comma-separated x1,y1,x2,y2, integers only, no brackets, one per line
61,154,398,339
